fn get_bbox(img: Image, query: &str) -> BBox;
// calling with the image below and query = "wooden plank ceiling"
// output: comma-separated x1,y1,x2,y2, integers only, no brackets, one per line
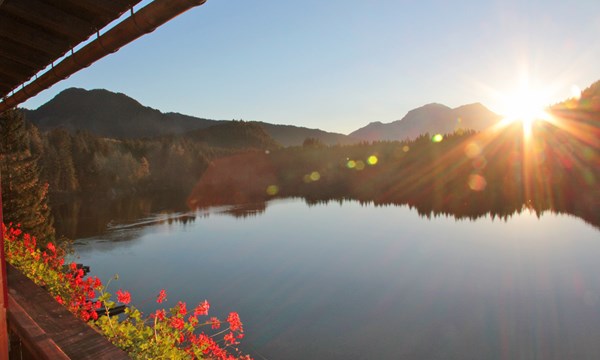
0,0,142,100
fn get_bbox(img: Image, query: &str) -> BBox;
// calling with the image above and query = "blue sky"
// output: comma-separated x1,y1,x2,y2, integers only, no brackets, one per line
22,0,600,134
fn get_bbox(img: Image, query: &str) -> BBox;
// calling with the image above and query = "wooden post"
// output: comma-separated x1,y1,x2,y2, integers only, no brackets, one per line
0,171,9,359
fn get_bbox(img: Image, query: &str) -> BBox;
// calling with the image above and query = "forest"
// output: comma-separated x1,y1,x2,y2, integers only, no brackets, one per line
1,80,599,244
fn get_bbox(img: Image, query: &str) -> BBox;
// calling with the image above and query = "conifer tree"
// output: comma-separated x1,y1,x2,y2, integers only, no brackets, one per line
0,109,55,242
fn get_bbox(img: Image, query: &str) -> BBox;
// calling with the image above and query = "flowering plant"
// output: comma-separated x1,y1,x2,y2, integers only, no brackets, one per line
4,223,250,360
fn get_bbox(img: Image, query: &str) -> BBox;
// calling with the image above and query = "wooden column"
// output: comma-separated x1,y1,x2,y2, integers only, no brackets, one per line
0,171,9,360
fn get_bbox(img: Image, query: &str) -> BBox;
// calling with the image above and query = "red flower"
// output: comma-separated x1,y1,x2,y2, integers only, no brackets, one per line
197,333,211,348
194,300,210,316
81,311,91,322
210,317,221,329
157,289,167,303
188,315,199,327
227,312,242,332
116,289,131,304
93,278,102,289
153,309,166,321
55,295,64,305
224,332,235,344
47,242,56,253
170,317,185,330
177,301,187,316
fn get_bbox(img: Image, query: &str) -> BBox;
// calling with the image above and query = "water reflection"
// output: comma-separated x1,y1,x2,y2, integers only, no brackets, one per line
185,123,599,231
51,192,190,239
70,199,600,360
54,110,600,359
53,117,599,240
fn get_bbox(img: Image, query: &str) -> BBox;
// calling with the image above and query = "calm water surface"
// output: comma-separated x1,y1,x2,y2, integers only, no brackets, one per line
67,198,600,359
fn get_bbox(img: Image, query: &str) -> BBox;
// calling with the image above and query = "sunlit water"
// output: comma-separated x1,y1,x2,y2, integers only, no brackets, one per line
69,198,600,359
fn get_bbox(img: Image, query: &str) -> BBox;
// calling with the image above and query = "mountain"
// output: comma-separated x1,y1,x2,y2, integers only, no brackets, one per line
186,121,280,150
350,102,502,141
24,88,219,138
24,88,356,146
552,79,600,113
254,121,356,146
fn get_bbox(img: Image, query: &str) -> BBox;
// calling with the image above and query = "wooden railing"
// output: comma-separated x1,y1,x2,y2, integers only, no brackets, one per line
6,264,129,359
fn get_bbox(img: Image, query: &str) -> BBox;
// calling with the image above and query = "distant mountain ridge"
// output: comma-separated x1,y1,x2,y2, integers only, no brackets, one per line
350,102,502,141
24,88,356,146
26,87,505,145
185,121,280,150
25,88,219,138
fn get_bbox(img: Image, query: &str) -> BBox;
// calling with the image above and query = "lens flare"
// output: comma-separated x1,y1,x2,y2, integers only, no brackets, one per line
468,174,487,191
464,142,481,158
496,81,552,138
570,85,582,100
266,185,279,195
367,155,378,165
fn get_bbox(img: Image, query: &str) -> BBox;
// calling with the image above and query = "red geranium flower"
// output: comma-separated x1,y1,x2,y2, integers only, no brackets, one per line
224,332,235,344
210,317,221,329
153,309,166,321
170,317,185,330
227,312,242,332
116,289,131,304
157,289,167,303
177,301,187,316
194,300,210,316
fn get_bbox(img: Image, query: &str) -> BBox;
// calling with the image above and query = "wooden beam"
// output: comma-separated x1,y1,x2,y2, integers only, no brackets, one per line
0,83,11,95
0,38,52,69
6,297,69,360
7,265,129,359
56,0,143,28
0,58,36,86
70,0,140,17
0,0,207,112
0,55,36,75
0,15,70,55
0,71,23,90
2,0,94,43
0,70,24,85
0,81,15,99
0,174,8,360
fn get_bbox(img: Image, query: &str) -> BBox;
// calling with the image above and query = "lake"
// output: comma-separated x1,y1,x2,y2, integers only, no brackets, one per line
59,195,600,359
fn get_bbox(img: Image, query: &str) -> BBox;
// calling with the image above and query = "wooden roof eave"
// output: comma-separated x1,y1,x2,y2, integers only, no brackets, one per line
0,0,207,112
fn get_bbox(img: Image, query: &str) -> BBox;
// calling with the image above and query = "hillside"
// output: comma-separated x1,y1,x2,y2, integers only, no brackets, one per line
255,121,357,146
350,102,502,141
24,88,218,138
552,79,600,113
25,88,355,146
185,121,281,150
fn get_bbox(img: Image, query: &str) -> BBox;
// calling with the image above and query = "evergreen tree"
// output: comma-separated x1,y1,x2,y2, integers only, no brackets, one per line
42,129,79,192
0,109,55,242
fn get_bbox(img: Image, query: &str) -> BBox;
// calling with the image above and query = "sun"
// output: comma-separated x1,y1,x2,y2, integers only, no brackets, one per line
497,84,552,138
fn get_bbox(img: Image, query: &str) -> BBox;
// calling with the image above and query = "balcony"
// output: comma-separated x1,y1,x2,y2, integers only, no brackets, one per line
6,264,129,360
